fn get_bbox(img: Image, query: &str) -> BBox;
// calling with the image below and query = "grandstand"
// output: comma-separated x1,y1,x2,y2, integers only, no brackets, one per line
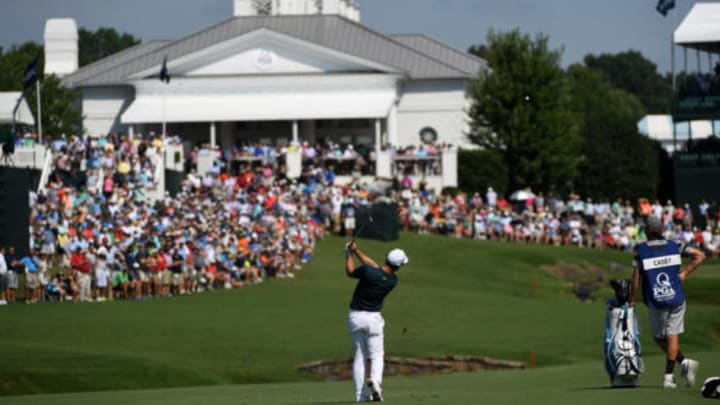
666,3,720,203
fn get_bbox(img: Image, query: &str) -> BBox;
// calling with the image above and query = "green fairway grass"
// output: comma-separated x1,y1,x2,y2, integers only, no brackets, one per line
0,233,718,401
2,353,719,404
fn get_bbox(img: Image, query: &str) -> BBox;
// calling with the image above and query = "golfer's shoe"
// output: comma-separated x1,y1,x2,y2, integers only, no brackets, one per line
367,380,383,402
355,393,371,403
681,358,699,387
663,374,678,389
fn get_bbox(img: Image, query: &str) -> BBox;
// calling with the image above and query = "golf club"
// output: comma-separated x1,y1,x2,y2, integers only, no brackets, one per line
351,215,373,244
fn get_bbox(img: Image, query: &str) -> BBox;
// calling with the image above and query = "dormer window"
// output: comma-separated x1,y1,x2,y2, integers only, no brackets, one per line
253,0,273,15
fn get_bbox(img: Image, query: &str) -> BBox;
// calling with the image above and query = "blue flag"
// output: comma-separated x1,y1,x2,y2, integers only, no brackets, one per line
656,0,675,16
23,58,39,90
696,74,711,93
159,56,171,83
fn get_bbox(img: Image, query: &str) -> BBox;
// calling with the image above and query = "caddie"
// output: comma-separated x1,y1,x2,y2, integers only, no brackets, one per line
631,215,705,389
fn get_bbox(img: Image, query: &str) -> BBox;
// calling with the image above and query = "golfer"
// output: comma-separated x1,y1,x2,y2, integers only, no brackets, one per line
345,241,408,402
631,215,705,389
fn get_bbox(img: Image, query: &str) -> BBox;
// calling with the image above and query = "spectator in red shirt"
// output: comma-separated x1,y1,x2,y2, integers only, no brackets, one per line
71,248,92,302
674,206,685,226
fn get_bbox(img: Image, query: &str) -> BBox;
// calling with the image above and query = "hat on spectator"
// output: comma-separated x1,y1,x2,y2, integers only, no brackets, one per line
646,215,663,235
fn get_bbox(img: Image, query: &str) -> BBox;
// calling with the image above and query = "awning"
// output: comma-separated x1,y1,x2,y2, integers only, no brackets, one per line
0,92,35,125
674,3,720,53
121,89,396,123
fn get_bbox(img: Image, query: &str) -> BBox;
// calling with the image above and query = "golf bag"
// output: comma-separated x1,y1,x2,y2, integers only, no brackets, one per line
702,377,720,399
604,279,644,388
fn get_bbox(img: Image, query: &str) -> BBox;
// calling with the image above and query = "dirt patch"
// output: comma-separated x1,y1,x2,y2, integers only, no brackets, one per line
297,355,526,381
541,262,609,301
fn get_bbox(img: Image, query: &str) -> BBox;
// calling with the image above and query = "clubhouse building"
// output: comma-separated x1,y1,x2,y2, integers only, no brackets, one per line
53,0,485,150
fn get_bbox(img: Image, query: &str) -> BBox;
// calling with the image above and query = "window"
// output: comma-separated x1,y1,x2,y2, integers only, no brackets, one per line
419,126,438,143
253,0,273,15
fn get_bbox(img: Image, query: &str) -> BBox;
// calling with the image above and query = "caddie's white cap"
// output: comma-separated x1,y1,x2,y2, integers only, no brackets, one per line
386,249,409,267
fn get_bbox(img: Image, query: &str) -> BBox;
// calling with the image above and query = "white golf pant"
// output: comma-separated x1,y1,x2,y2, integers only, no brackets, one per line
77,272,92,302
348,310,385,398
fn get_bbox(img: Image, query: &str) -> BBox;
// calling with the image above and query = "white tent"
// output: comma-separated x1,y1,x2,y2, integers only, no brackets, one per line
638,114,718,154
0,92,35,126
674,3,720,52
638,115,673,141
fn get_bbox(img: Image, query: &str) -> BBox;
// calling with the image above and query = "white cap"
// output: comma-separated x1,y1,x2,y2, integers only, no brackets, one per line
386,249,409,268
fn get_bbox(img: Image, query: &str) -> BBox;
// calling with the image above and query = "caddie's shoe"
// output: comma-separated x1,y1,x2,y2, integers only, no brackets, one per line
663,374,677,389
367,379,384,402
681,358,699,387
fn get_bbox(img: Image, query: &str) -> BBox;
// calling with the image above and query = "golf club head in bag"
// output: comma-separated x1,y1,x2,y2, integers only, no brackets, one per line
610,279,632,306
604,287,644,388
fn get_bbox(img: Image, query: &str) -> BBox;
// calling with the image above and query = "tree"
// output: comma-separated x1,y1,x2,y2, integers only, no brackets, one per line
467,30,581,194
468,44,488,59
26,74,82,137
584,50,673,114
79,27,140,67
0,42,44,91
0,43,82,137
457,149,508,196
567,64,661,200
0,27,139,137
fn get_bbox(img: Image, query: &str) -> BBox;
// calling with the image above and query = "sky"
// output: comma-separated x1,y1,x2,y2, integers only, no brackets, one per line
0,0,707,74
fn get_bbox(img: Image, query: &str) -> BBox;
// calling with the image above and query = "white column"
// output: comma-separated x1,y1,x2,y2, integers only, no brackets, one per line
375,118,386,178
128,125,135,139
292,120,299,144
442,148,458,188
387,103,398,146
374,119,381,154
287,150,302,179
210,122,217,148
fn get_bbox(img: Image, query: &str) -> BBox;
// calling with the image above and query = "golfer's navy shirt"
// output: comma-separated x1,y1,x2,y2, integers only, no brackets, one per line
349,264,397,312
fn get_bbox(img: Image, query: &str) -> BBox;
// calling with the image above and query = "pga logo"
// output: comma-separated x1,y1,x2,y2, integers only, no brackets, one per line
653,272,676,301
255,48,275,71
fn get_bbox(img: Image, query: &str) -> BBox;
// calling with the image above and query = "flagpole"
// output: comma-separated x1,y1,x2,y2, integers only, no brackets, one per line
671,2,677,153
12,93,24,143
36,79,42,141
162,94,167,141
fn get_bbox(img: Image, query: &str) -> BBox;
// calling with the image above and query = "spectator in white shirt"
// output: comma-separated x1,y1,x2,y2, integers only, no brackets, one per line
486,187,497,208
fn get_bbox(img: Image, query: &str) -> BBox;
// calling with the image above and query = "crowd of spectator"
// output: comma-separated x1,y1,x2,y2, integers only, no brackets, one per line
396,186,720,255
206,139,453,178
0,133,384,304
1,133,716,306
389,142,451,177
299,140,374,176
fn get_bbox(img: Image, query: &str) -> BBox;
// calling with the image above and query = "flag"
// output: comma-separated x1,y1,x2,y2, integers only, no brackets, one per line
656,0,675,16
159,56,171,83
23,57,39,90
696,74,711,93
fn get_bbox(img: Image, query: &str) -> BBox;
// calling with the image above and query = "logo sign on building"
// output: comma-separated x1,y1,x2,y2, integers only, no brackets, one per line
255,48,275,71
